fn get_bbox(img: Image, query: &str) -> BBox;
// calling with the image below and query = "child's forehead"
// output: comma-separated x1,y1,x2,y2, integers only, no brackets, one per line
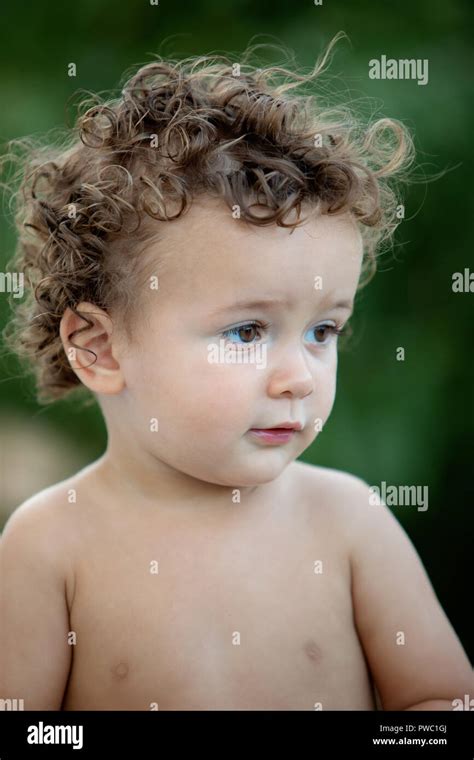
140,201,362,316
147,197,362,281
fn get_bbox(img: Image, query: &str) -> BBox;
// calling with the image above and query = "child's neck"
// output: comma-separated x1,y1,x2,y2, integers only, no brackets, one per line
93,445,266,514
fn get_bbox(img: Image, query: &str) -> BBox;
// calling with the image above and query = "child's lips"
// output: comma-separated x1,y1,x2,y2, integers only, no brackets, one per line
249,427,299,444
252,420,303,431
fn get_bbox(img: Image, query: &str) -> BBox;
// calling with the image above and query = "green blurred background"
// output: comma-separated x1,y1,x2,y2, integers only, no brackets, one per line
0,0,472,661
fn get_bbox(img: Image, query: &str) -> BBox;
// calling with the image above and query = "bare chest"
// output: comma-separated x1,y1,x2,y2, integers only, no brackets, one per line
63,505,375,710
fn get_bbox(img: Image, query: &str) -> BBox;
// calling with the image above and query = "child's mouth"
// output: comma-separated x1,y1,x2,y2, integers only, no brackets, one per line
249,428,298,444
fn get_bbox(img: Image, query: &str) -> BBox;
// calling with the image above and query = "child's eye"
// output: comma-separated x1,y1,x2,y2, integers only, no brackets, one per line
221,321,265,344
305,323,346,345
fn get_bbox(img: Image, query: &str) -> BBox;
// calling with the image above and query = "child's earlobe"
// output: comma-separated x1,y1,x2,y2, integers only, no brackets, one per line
59,302,125,395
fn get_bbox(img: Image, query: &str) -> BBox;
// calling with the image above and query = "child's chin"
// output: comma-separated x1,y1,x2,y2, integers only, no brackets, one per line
232,461,291,487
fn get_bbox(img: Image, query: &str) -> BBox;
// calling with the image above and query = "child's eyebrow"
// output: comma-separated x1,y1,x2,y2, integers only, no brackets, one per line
208,296,354,318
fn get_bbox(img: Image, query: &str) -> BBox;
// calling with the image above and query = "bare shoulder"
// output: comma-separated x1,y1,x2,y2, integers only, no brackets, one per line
0,469,98,709
289,459,371,515
2,488,69,597
2,465,89,540
286,459,383,554
2,456,106,535
292,460,411,544
1,462,102,606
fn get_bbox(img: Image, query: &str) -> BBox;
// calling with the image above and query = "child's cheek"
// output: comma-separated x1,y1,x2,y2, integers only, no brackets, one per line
185,364,255,430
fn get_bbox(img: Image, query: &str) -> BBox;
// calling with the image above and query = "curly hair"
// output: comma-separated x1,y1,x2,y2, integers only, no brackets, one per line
0,32,415,404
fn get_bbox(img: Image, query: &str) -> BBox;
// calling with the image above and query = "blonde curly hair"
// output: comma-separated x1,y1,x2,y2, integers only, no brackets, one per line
1,33,414,404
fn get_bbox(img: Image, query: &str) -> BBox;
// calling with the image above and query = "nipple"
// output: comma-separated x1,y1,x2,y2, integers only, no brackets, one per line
111,661,129,680
303,639,323,664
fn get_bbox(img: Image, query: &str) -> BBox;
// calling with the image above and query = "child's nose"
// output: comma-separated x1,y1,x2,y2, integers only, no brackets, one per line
266,346,315,399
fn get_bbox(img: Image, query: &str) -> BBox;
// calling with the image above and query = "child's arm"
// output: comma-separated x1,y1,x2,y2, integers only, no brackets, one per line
0,495,73,710
348,478,473,711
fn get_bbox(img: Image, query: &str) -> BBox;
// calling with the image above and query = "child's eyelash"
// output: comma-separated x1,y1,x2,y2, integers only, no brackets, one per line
319,324,347,337
221,320,348,342
222,320,269,339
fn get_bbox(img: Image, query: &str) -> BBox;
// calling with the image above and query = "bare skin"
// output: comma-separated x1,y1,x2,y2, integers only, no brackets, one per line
1,456,471,711
1,200,472,710
60,459,377,711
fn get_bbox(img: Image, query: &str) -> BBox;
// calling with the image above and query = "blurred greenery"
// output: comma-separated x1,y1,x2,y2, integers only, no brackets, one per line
0,0,472,660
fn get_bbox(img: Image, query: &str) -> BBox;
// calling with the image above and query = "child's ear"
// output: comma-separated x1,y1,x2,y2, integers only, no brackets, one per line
59,301,125,395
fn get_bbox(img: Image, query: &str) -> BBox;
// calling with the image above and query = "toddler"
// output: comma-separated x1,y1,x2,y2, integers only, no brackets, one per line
0,37,472,710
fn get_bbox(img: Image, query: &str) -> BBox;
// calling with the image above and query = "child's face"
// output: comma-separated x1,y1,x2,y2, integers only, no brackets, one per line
111,198,363,488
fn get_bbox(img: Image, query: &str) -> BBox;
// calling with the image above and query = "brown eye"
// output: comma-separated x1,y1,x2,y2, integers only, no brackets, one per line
237,325,258,343
313,325,333,343
223,322,262,344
